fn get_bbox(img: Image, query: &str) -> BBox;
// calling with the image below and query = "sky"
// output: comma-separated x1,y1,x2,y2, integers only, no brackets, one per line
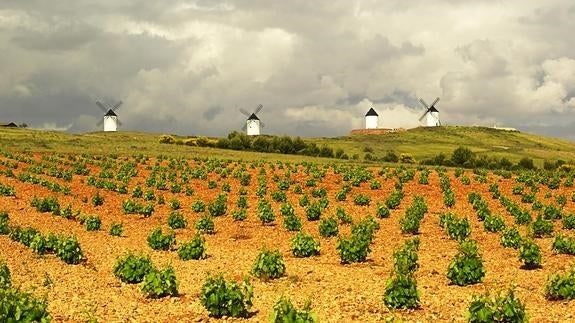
0,0,574,138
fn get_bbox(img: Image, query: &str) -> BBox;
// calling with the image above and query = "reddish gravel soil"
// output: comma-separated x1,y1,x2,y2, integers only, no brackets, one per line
0,153,574,322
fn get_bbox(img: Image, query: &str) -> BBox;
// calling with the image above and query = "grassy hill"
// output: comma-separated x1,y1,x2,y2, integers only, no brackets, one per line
1,126,574,165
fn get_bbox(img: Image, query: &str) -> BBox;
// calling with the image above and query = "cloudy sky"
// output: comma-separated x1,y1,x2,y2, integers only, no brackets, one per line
1,1,574,138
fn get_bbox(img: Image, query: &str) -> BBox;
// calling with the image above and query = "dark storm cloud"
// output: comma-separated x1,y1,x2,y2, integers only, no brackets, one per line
0,0,574,138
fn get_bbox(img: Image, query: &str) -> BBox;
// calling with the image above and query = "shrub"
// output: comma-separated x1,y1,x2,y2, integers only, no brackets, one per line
353,194,371,206
0,286,51,322
232,208,247,221
542,204,562,220
452,146,473,166
291,232,320,258
191,200,205,213
167,211,187,229
169,198,181,210
0,259,10,288
147,227,176,251
55,235,84,264
563,214,575,229
91,191,104,206
113,253,155,283
305,203,322,221
109,222,123,236
200,275,253,318
178,234,207,260
531,215,553,238
385,190,403,209
208,194,227,217
318,217,338,238
376,203,390,218
195,215,215,234
142,266,178,298
447,240,485,286
393,238,420,275
336,207,353,224
270,296,316,323
383,274,420,309
252,249,286,280
551,235,575,255
519,239,542,269
545,267,575,300
258,200,275,224
336,234,371,264
483,215,506,233
439,213,471,241
467,289,527,323
500,227,522,249
82,215,101,231
0,212,8,235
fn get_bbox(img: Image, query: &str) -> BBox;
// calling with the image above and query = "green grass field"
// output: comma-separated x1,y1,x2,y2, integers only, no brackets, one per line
1,126,574,165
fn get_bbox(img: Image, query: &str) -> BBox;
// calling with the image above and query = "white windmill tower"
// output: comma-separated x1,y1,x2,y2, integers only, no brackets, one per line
95,100,123,132
418,97,441,127
365,106,379,129
239,104,265,136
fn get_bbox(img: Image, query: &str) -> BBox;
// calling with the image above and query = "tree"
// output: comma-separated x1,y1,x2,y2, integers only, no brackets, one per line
451,147,473,166
517,157,535,170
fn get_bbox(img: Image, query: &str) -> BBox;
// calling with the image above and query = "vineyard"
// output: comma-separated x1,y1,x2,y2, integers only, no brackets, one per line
1,150,575,321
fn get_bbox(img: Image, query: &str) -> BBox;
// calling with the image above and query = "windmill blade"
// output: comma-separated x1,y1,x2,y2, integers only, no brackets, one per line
96,101,108,112
111,101,123,111
239,108,251,117
260,121,266,128
430,97,440,107
254,104,263,115
241,123,247,131
418,111,429,122
432,113,441,126
418,98,429,109
96,118,104,127
117,119,123,127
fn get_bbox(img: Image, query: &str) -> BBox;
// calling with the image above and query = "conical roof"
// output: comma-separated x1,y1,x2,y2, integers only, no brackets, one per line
248,113,260,121
105,109,117,117
365,108,378,117
429,106,439,113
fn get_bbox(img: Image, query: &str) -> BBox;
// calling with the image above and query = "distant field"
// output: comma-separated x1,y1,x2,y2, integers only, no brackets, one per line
1,126,574,165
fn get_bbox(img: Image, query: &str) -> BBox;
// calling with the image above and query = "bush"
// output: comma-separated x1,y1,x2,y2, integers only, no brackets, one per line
500,227,522,249
447,240,485,286
336,207,353,224
452,146,473,166
258,200,275,224
318,217,338,238
232,208,247,221
200,274,253,318
564,214,575,229
191,200,205,213
147,227,176,251
0,259,10,288
55,235,84,264
109,222,123,236
551,235,575,255
91,191,104,206
305,203,322,221
353,194,371,206
376,203,390,218
113,253,155,283
167,211,187,229
196,215,215,234
159,135,175,144
519,239,542,269
483,215,506,233
291,232,320,258
336,235,371,264
393,238,420,275
178,234,207,260
82,215,101,231
467,288,527,323
252,249,286,280
0,212,8,235
545,267,575,300
531,215,553,238
0,286,51,322
439,213,471,241
270,296,316,323
142,266,178,298
207,194,227,217
383,274,420,309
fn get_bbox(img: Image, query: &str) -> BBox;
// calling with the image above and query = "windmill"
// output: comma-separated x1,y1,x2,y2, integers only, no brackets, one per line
418,97,441,127
365,106,379,129
239,104,265,136
95,99,123,132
